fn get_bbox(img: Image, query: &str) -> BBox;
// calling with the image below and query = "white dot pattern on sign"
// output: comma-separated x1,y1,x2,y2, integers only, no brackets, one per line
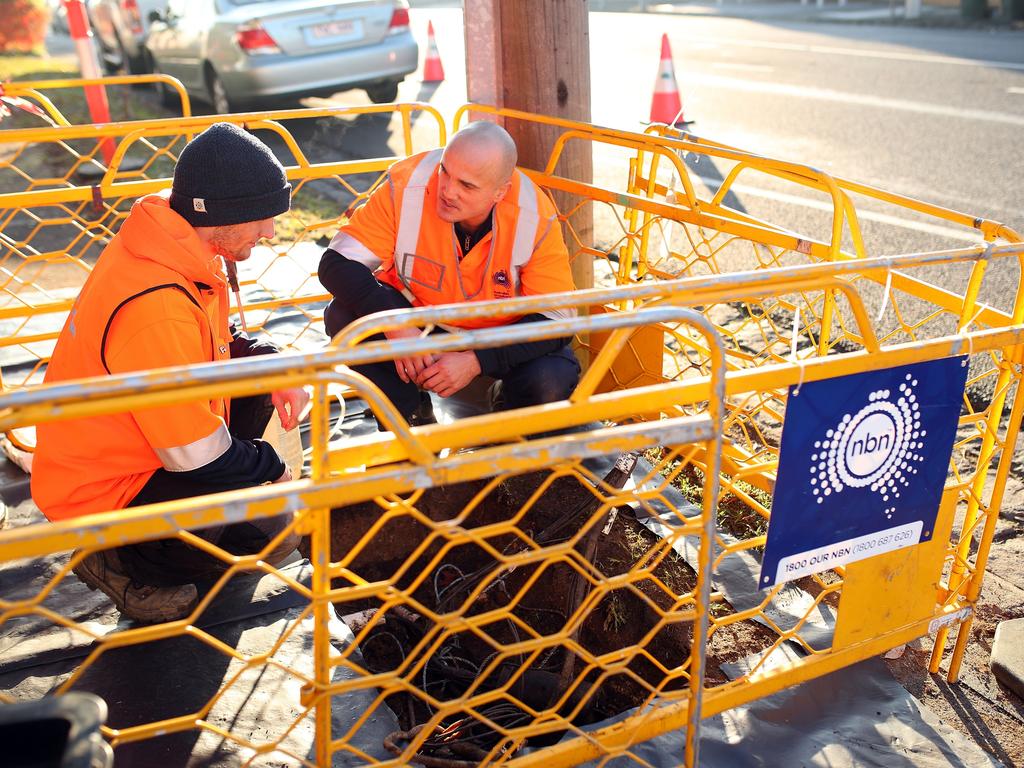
808,373,924,514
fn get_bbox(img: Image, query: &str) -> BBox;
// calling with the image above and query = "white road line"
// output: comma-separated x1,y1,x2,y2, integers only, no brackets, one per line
1008,87,1024,95
692,175,981,243
711,62,774,73
682,35,1024,72
688,72,1024,127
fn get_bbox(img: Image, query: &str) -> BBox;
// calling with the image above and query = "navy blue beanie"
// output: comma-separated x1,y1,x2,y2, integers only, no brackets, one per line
169,122,291,227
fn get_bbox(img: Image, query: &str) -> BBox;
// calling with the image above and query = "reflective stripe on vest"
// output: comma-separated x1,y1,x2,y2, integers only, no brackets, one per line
394,148,443,298
328,231,382,272
511,171,575,321
509,169,540,287
154,423,232,472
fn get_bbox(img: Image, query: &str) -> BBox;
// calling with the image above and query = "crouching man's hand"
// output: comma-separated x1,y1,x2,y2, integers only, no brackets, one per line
385,326,436,384
272,387,311,431
419,351,481,398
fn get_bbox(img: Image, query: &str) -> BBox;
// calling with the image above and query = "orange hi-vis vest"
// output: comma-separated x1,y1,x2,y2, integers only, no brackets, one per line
31,193,235,521
329,148,576,329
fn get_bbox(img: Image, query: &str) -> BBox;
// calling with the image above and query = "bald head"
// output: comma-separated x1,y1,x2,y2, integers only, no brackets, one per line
446,122,518,187
435,123,519,231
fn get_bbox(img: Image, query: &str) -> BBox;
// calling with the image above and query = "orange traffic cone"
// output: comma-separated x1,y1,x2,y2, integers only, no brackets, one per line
649,34,686,126
423,21,445,83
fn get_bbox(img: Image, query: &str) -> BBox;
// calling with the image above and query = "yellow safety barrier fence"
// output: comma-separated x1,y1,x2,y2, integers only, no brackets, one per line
0,291,727,766
0,74,193,126
1,102,1023,766
461,105,1024,693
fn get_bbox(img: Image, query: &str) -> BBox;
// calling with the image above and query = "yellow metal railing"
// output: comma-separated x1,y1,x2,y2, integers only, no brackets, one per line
1,101,1023,765
0,74,194,125
0,293,727,766
2,259,1022,763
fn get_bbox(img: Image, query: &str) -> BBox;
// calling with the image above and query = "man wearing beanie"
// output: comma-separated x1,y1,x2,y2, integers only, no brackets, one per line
32,122,309,624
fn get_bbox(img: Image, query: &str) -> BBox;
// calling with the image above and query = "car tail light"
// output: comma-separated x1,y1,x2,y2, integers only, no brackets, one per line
121,0,142,36
235,21,281,56
388,3,410,33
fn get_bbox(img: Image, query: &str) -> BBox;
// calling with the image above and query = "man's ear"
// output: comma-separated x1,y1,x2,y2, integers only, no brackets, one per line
492,180,512,205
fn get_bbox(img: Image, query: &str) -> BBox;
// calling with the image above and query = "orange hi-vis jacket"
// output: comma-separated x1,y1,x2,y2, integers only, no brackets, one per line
32,193,236,521
328,148,576,329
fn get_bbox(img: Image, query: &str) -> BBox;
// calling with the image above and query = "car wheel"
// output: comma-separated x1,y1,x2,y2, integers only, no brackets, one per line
207,69,234,115
99,39,122,75
125,43,149,76
149,58,179,110
107,32,144,75
365,81,399,104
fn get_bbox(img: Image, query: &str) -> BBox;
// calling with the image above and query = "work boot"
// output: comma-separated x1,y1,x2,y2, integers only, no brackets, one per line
72,550,198,624
260,528,302,567
408,391,437,427
375,391,436,430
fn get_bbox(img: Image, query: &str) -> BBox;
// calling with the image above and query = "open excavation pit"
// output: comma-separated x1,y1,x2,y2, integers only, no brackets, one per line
313,447,787,764
334,464,692,759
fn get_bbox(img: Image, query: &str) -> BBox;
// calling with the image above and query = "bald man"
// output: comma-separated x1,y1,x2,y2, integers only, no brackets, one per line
319,122,579,425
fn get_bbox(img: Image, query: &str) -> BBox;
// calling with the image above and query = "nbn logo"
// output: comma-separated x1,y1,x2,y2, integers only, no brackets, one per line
810,375,923,504
849,430,892,457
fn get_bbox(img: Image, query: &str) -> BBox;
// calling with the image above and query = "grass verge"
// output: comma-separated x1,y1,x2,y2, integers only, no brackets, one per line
645,446,771,542
3,50,341,245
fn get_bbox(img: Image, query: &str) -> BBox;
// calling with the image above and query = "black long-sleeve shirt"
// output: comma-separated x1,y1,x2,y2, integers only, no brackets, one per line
176,434,284,487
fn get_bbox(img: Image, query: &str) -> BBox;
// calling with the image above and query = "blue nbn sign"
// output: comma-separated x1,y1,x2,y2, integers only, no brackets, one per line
759,357,968,589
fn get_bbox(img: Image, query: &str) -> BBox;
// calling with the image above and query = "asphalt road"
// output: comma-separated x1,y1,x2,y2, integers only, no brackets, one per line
345,8,1023,313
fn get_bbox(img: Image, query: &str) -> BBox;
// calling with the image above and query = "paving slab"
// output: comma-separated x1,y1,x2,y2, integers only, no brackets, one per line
991,618,1024,701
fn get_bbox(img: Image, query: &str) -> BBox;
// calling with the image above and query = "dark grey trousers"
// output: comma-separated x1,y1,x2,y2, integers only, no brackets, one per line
116,394,295,587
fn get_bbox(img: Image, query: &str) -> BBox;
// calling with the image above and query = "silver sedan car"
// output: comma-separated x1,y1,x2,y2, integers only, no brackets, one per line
145,0,418,113
88,0,167,74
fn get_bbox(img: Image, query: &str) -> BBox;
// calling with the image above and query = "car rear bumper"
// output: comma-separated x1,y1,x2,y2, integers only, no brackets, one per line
221,32,419,100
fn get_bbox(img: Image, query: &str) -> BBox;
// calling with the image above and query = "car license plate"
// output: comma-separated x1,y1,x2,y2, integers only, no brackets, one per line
304,19,362,46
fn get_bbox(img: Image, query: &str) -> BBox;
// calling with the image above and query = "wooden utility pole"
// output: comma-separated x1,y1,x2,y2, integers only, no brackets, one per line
464,0,594,291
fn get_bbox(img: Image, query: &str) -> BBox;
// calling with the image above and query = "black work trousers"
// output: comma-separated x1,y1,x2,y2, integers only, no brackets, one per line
115,393,296,588
324,301,581,420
